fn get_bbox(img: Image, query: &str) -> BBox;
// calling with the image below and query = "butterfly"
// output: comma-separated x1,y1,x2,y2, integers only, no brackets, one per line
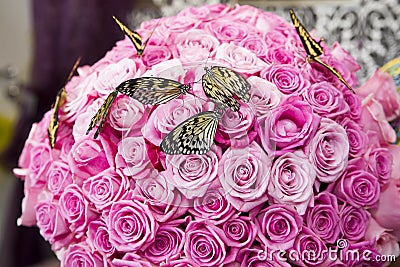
202,66,251,112
160,109,223,155
289,9,355,94
48,57,81,148
112,16,157,57
86,77,191,138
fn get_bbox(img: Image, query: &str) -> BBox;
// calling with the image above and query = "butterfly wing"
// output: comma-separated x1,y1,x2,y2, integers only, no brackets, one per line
48,57,81,148
209,66,251,102
116,77,189,105
86,90,118,138
202,71,240,112
313,57,355,93
160,111,220,155
289,9,324,59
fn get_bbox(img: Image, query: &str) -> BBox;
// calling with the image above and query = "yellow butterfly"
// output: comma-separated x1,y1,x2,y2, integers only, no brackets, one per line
48,57,81,148
160,109,223,155
112,16,157,57
289,9,355,94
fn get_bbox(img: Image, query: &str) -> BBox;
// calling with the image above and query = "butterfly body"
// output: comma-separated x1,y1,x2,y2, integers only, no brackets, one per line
202,66,250,111
289,9,355,93
160,110,222,155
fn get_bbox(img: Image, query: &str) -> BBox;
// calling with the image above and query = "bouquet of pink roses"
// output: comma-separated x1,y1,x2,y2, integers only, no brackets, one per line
14,4,400,267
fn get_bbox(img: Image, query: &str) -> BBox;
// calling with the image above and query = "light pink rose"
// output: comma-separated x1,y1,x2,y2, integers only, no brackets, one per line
82,168,130,211
247,76,284,120
386,144,400,179
87,219,115,256
330,42,361,74
206,20,252,43
179,4,231,22
366,147,392,186
360,94,396,145
261,64,311,95
340,118,368,158
307,118,349,183
61,242,104,267
214,43,267,74
343,91,362,121
218,141,271,212
108,95,148,137
226,4,262,26
239,34,268,59
35,200,74,251
268,151,316,215
163,146,221,199
108,197,158,252
141,45,172,68
158,16,199,41
365,217,400,259
256,11,290,36
59,184,98,236
371,178,400,239
26,143,53,188
357,69,400,121
46,160,73,196
339,203,369,241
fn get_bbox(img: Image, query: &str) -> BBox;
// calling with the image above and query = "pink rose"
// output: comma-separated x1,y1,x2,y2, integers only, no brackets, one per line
218,142,271,212
236,246,291,267
184,221,229,266
305,192,341,244
238,34,268,59
340,240,382,267
258,97,320,155
302,81,350,119
134,173,188,222
61,242,104,267
163,146,221,199
142,222,185,264
35,201,74,251
226,4,262,26
386,144,400,179
371,178,400,239
115,136,154,179
206,20,252,43
264,45,296,65
261,64,311,95
172,29,220,63
141,45,172,68
188,188,236,224
268,151,316,215
82,168,130,211
251,204,303,250
179,4,231,22
46,160,73,196
112,253,153,267
158,16,199,41
366,147,392,186
340,118,368,158
214,43,267,74
215,214,257,249
365,217,400,259
339,204,369,241
107,95,148,137
87,219,115,256
27,143,53,188
343,91,362,121
59,184,98,236
215,102,257,148
331,42,361,74
108,197,158,252
357,69,400,121
307,118,349,183
247,76,284,120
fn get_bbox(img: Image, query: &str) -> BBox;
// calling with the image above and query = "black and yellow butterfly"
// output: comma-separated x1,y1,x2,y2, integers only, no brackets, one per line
202,66,251,112
160,109,223,155
86,77,191,138
112,16,157,57
289,9,355,93
48,57,81,148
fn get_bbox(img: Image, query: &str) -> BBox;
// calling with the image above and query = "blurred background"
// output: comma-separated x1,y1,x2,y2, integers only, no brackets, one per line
0,0,398,266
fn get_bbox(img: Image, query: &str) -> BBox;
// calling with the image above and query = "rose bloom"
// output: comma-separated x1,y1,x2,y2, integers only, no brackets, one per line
107,197,158,252
238,34,268,59
87,219,115,256
339,117,368,158
386,144,400,179
35,201,74,251
365,217,400,259
184,221,229,266
306,192,340,244
251,204,303,250
61,242,104,267
341,240,382,267
163,146,221,199
134,173,188,222
46,160,73,196
357,69,400,121
268,151,316,215
26,143,53,189
115,136,154,179
236,245,291,267
82,168,130,211
331,159,380,209
141,45,172,68
339,204,369,241
189,188,236,224
59,184,98,236
307,118,349,183
247,76,284,120
112,252,153,267
258,96,320,155
261,64,310,95
342,90,362,121
288,227,328,267
218,141,271,212
179,4,231,22
264,45,296,65
142,222,185,264
302,81,350,120
366,147,392,186
330,42,361,75
205,19,252,43
226,4,262,25
214,43,267,75
157,15,199,41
